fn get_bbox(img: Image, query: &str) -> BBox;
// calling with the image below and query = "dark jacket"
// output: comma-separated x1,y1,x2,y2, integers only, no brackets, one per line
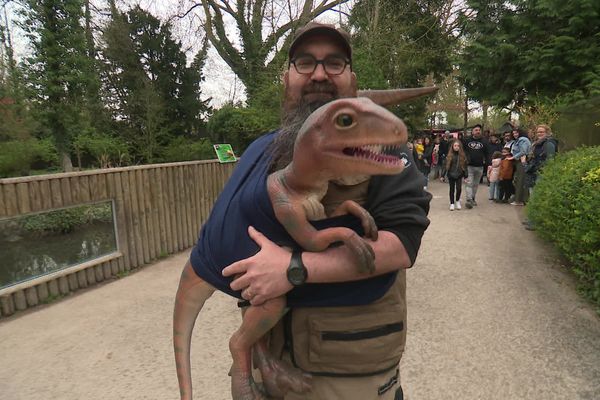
439,140,450,161
444,151,467,179
486,141,503,164
531,138,557,169
462,137,489,167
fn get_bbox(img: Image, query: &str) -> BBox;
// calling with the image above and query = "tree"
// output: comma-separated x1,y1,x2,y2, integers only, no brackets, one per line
207,102,278,153
459,0,600,109
349,0,460,130
426,69,469,129
175,0,352,103
102,5,210,162
20,0,98,171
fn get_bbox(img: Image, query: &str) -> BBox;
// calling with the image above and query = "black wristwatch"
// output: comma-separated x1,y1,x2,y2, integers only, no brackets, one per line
287,250,308,287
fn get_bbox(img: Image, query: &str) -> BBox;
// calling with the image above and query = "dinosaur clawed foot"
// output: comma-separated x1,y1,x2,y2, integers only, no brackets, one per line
256,357,312,397
231,369,269,400
345,234,376,274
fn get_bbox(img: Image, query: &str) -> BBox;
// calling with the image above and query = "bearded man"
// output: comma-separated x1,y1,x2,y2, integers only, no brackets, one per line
186,23,431,400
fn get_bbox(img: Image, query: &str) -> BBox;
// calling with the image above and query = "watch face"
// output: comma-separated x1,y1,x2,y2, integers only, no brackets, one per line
288,266,306,286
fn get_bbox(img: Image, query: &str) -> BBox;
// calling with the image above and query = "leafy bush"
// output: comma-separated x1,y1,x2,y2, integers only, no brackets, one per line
21,203,113,235
207,104,279,154
160,137,215,162
0,138,59,178
527,146,600,308
73,133,130,168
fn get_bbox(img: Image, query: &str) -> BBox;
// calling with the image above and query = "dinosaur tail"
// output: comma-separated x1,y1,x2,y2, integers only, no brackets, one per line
358,87,438,106
173,261,215,400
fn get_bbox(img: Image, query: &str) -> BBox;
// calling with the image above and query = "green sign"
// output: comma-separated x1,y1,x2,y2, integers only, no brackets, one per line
213,144,237,163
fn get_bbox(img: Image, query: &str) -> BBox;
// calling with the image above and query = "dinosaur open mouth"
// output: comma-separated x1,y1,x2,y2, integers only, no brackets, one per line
342,145,402,165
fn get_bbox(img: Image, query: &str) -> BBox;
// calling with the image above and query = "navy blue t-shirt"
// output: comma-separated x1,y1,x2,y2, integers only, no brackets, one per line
189,132,398,307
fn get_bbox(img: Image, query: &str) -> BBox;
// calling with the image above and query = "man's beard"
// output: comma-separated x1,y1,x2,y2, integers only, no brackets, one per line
268,82,339,173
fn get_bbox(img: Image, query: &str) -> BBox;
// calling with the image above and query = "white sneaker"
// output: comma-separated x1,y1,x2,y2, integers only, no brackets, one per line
450,204,455,211
456,201,462,210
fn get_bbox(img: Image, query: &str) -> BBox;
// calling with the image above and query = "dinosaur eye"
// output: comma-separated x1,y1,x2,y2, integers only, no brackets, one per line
335,114,354,128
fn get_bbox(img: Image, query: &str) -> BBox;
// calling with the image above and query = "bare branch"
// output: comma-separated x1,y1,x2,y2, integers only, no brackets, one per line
175,3,203,20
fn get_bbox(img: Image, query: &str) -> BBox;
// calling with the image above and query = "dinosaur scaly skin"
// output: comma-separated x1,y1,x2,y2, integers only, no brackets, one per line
268,97,407,272
174,90,432,400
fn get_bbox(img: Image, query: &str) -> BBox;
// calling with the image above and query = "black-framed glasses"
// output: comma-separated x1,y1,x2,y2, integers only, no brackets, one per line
290,54,351,75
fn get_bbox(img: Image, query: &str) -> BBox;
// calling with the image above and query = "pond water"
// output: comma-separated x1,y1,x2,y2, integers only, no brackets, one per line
0,222,117,289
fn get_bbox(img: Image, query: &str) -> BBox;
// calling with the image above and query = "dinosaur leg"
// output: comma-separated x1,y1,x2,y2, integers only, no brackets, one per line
253,336,312,397
229,296,291,400
173,261,216,400
330,200,379,241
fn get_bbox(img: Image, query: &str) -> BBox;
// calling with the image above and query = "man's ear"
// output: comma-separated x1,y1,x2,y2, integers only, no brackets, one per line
350,71,358,96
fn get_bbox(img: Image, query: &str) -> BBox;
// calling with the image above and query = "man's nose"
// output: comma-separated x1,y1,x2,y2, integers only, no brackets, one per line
310,63,329,81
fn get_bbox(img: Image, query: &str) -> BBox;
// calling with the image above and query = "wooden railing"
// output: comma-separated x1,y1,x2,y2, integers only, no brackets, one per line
0,160,235,318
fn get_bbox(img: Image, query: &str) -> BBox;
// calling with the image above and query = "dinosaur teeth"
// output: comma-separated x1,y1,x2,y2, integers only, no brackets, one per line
343,145,402,167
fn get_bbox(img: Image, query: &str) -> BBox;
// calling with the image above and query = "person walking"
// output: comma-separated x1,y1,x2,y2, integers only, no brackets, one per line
431,136,442,180
462,124,489,209
444,139,467,211
507,128,531,206
421,136,433,189
527,124,558,188
497,147,515,203
438,131,450,182
487,151,502,200
522,124,558,230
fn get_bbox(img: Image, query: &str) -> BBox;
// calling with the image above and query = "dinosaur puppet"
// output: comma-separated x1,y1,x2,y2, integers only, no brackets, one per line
173,87,437,400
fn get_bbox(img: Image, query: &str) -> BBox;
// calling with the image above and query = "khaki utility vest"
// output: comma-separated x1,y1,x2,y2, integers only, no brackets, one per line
269,179,407,376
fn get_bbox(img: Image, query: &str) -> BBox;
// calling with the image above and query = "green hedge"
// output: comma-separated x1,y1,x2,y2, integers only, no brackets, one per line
21,203,113,235
159,137,215,162
0,138,58,178
527,146,600,309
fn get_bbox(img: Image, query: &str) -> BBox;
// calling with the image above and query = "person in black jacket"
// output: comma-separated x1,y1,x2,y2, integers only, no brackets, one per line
438,131,450,182
486,135,503,165
462,124,489,209
526,124,557,189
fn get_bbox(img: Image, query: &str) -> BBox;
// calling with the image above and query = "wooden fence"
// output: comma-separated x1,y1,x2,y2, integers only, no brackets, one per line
0,160,235,318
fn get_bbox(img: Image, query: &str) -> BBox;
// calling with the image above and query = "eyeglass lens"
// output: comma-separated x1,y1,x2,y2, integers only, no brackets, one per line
293,55,348,75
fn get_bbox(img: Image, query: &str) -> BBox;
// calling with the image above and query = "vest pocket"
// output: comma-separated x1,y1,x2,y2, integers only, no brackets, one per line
291,310,405,376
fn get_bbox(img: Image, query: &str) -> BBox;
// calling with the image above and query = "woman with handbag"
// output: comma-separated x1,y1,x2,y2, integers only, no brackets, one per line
444,139,468,211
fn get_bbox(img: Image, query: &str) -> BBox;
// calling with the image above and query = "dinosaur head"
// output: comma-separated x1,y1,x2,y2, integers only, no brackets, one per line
293,97,408,180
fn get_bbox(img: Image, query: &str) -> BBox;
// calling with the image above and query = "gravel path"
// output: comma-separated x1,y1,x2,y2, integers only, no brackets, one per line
1,179,599,400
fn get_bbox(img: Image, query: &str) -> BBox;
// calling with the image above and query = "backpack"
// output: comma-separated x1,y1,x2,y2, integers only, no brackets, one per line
548,138,559,153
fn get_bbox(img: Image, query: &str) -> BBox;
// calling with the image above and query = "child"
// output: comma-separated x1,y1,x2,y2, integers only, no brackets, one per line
443,139,468,211
497,147,515,203
487,151,502,200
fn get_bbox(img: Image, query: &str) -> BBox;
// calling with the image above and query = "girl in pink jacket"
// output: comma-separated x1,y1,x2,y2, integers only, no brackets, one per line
487,151,502,200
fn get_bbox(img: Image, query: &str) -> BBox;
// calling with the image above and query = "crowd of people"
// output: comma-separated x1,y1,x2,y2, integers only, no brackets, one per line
409,124,558,213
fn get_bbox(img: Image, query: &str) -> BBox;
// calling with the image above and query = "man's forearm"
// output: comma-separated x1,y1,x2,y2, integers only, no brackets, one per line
303,230,411,284
223,227,413,305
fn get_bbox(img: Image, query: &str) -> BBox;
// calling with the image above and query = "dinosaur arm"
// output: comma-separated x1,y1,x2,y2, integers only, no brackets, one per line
302,230,409,283
274,196,365,253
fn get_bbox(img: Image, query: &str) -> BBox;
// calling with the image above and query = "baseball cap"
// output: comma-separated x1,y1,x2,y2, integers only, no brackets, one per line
288,22,352,61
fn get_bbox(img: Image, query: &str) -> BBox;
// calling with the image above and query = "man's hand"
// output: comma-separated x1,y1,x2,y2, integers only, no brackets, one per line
222,226,294,306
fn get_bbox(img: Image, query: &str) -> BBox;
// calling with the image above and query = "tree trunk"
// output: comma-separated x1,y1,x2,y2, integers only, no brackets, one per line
61,152,74,172
463,89,468,134
482,101,489,129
